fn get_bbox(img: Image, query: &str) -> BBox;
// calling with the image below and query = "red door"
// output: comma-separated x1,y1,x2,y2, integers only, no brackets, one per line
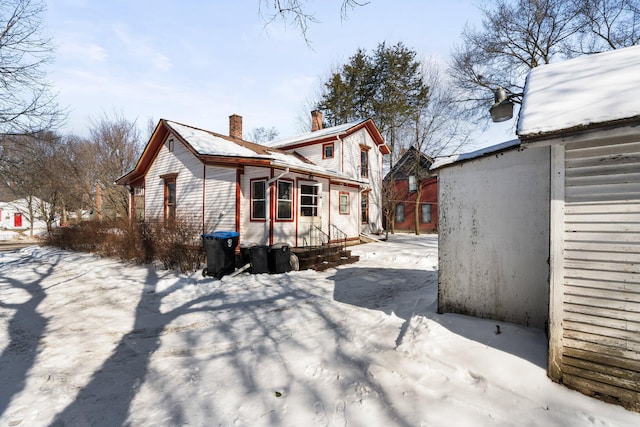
14,213,22,227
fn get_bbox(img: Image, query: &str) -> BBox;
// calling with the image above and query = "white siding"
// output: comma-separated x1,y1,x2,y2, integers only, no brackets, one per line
204,166,236,233
342,130,384,233
291,139,343,173
329,185,360,240
553,139,640,408
438,146,551,329
145,137,204,224
240,166,270,245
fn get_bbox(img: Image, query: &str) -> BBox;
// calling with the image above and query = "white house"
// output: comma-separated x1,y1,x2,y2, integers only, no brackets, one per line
436,45,640,411
116,112,389,248
0,197,50,233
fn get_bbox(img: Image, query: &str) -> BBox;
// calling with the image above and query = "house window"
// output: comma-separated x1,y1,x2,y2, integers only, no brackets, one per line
164,178,176,221
396,203,405,223
251,179,266,220
300,184,319,217
409,175,417,192
323,143,334,159
166,137,174,152
339,192,349,214
277,180,293,220
421,204,432,224
361,192,369,224
360,148,369,178
133,186,145,221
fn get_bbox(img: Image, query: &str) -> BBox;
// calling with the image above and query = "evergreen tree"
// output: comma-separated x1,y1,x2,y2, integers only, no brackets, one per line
317,42,429,167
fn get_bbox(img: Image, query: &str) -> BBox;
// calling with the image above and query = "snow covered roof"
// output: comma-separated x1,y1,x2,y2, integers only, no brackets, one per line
117,118,378,186
165,121,270,157
265,119,367,148
517,45,640,138
431,139,521,170
164,120,361,182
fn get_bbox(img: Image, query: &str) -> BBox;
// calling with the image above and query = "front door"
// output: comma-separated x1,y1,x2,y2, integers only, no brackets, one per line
14,213,22,227
298,182,322,247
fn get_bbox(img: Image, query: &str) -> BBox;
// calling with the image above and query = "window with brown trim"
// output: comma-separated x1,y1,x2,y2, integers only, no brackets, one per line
360,148,369,178
323,142,334,159
251,179,267,220
361,192,369,224
276,180,293,220
164,177,176,221
339,192,349,214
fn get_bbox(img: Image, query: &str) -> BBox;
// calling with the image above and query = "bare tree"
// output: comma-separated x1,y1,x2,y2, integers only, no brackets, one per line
0,132,67,236
0,0,63,134
248,126,279,143
88,113,142,219
449,0,640,123
258,0,370,43
573,0,640,53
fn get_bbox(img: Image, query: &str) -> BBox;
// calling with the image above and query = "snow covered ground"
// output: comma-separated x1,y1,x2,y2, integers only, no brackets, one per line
1,234,638,426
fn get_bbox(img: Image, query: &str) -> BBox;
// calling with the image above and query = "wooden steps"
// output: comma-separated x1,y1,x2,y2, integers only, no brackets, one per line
291,246,359,271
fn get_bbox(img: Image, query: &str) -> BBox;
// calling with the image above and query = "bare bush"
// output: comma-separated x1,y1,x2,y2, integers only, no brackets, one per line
45,217,205,273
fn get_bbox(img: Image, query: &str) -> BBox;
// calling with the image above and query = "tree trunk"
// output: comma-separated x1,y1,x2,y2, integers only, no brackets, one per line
414,182,422,235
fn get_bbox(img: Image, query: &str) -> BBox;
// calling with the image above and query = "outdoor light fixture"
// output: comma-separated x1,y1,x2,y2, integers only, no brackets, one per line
489,86,514,122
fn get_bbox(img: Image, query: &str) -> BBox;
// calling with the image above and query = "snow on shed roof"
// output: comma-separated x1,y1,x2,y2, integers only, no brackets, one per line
431,139,521,171
517,45,640,138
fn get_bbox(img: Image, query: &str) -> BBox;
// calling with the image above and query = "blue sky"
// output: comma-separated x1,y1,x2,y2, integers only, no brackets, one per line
44,0,514,149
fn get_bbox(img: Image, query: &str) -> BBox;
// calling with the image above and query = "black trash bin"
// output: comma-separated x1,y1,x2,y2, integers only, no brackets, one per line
248,245,269,274
268,243,291,274
202,231,240,278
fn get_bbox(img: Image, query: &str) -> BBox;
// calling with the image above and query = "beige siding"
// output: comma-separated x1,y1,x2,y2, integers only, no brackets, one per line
145,137,204,224
558,139,640,410
204,166,236,233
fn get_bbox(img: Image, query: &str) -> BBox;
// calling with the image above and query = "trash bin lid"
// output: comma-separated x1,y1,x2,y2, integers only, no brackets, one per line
204,231,239,239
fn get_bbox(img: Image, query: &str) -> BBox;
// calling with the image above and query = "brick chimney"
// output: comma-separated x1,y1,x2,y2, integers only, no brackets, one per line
229,114,242,139
311,110,323,132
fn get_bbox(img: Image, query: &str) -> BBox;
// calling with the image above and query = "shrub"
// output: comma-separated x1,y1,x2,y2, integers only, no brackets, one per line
45,217,205,273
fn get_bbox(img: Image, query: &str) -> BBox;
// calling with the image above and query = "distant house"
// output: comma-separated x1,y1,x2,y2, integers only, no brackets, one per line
0,197,50,233
436,45,640,411
116,112,389,248
383,146,438,233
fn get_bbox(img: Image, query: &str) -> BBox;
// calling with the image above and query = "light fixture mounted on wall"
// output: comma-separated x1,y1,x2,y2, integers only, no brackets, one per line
489,86,514,123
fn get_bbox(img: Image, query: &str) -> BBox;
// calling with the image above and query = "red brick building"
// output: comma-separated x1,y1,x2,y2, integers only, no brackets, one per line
383,147,438,233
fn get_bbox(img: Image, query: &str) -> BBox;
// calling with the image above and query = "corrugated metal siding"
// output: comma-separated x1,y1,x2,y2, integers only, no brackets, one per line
562,139,640,410
204,166,236,233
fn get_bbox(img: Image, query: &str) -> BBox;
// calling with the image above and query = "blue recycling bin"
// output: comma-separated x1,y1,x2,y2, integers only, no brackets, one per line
202,231,240,278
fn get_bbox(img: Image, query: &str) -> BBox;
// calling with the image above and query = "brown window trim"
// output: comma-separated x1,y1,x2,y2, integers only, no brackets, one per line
250,177,268,222
323,142,334,159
